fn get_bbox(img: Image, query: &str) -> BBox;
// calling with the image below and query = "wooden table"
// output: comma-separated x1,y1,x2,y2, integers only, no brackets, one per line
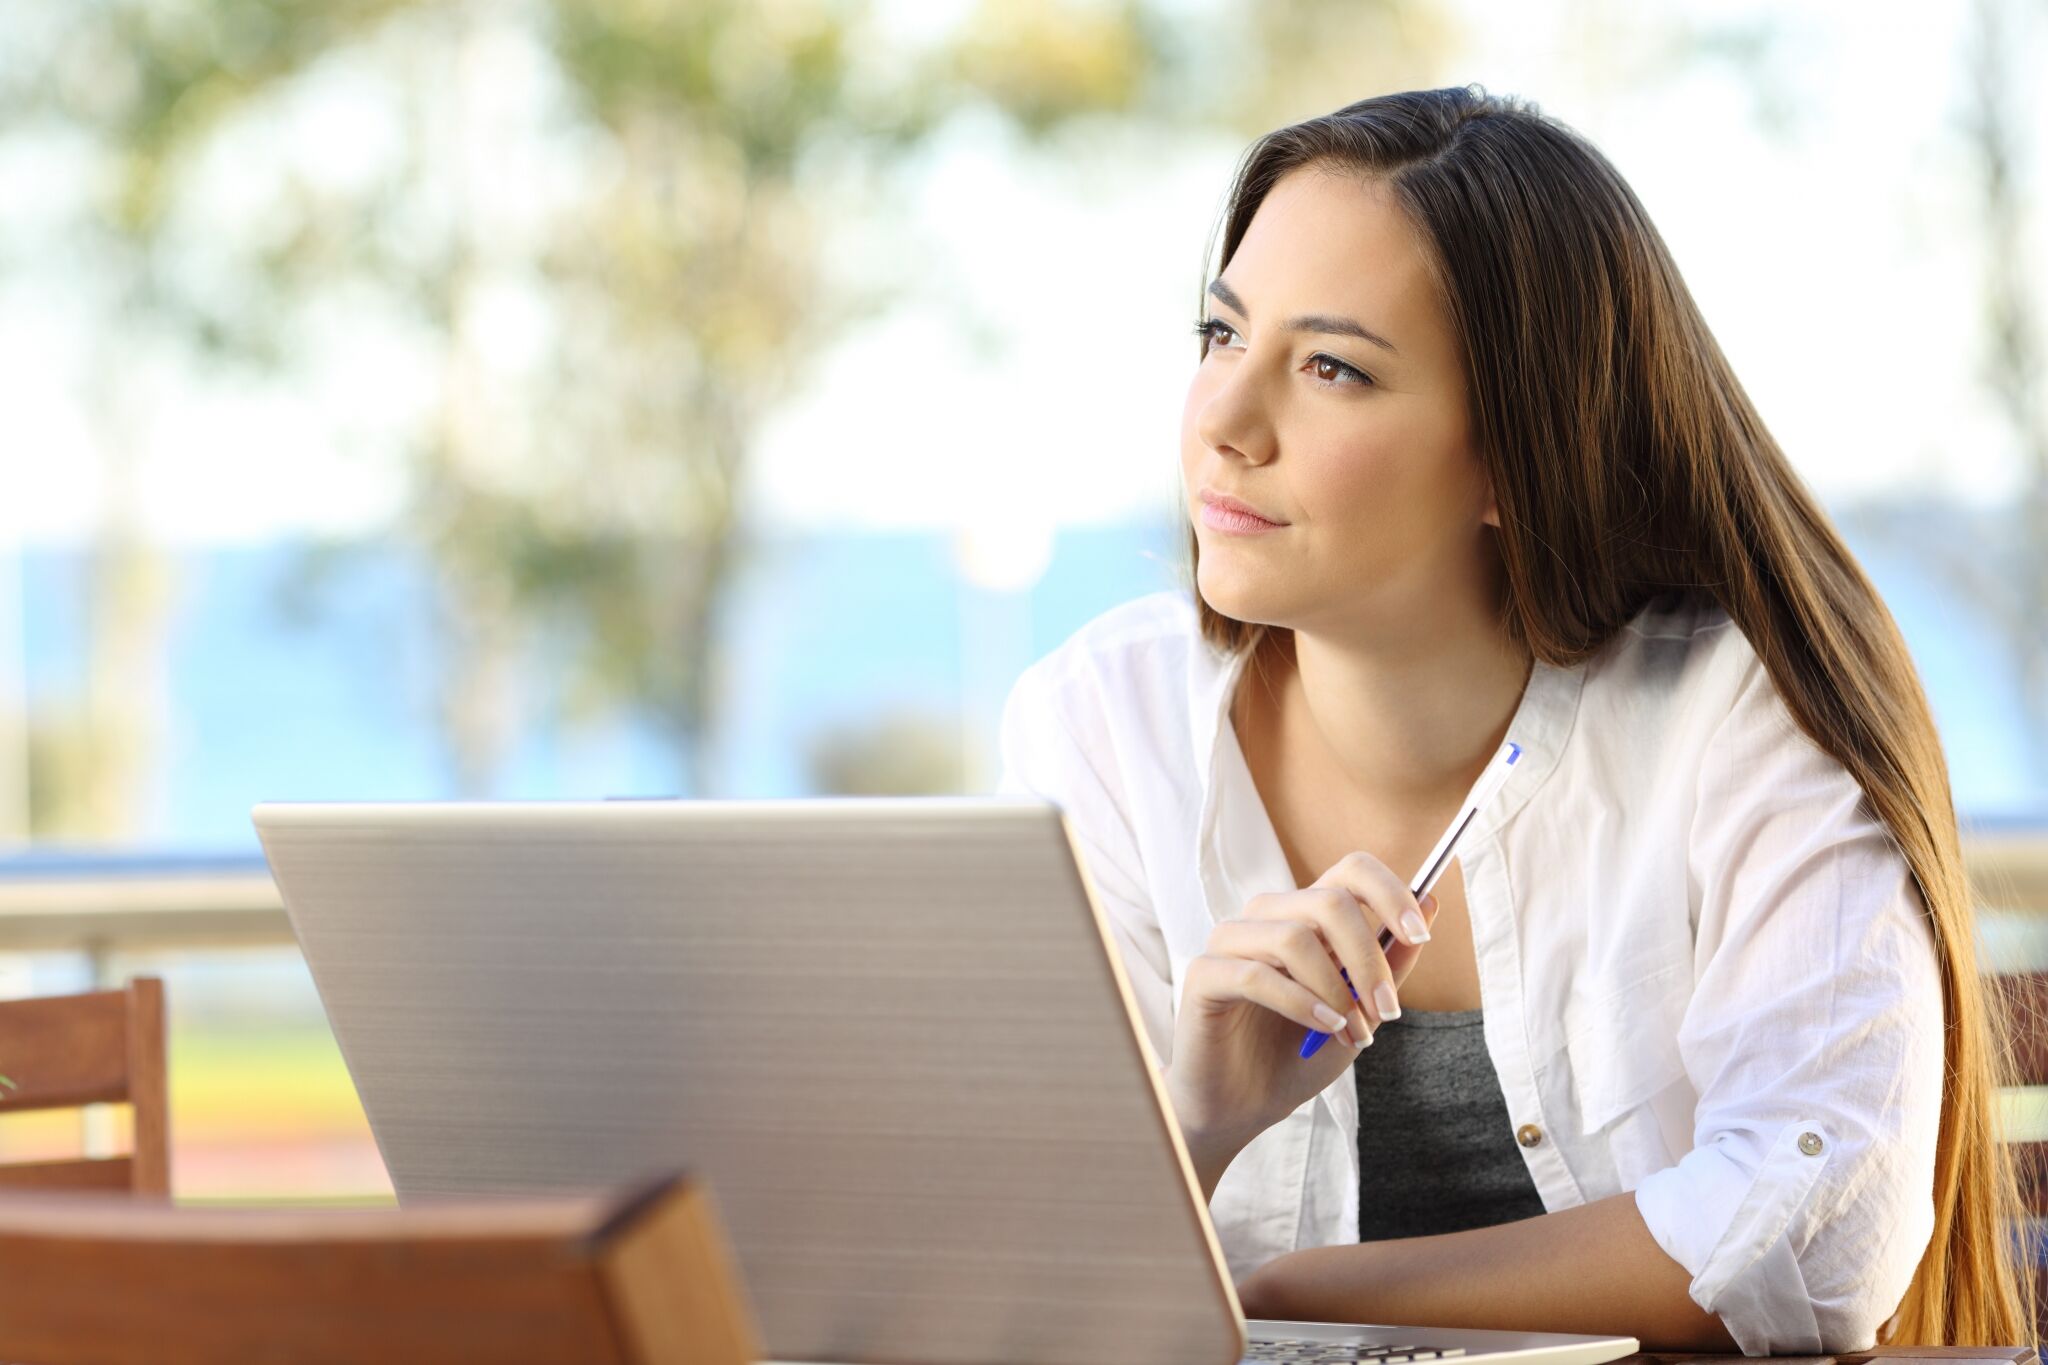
1620,1351,2037,1365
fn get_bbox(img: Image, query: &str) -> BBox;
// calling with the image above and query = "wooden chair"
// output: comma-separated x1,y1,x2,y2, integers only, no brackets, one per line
0,1168,765,1365
1988,969,2048,1346
0,975,168,1196
2000,971,2048,1195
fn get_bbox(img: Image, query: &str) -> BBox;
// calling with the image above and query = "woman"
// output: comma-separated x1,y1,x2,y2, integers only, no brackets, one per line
994,87,2030,1352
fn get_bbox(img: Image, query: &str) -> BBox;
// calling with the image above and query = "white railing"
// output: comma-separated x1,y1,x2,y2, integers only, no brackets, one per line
4,829,2048,1155
2,829,2044,966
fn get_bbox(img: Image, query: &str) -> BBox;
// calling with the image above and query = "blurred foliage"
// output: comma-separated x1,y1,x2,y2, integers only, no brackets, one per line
1958,0,2048,754
5,0,1988,818
1842,0,2048,777
1223,0,1464,130
805,707,966,795
0,0,1460,814
943,0,1154,131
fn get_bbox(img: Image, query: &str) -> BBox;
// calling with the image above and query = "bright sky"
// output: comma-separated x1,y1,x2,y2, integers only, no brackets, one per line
0,0,2038,564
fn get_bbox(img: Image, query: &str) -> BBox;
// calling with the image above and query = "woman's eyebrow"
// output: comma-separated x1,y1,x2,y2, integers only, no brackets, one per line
1205,277,1400,356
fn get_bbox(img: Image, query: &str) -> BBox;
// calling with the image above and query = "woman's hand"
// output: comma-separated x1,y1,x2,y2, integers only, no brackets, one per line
1164,851,1441,1166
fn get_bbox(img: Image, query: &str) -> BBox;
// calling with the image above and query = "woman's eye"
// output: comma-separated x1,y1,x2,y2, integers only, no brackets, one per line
1190,317,1372,388
1309,354,1370,388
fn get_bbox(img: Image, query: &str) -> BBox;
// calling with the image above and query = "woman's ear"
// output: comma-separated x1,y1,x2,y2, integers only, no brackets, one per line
1471,456,1502,528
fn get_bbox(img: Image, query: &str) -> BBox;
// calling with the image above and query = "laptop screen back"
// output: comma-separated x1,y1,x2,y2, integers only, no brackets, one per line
254,797,1245,1365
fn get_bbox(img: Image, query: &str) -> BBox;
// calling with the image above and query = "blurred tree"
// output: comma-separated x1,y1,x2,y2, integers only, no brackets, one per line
403,0,1475,795
1956,0,2048,779
403,0,969,793
0,0,411,837
1,0,1462,810
175,0,1459,800
1844,0,2048,790
7,0,1889,817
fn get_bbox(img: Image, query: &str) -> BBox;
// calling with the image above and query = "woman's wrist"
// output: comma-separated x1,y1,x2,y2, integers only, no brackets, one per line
1162,1075,1257,1201
1183,1132,1241,1203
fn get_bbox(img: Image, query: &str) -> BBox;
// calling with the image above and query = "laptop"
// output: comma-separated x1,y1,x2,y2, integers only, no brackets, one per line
253,797,1639,1365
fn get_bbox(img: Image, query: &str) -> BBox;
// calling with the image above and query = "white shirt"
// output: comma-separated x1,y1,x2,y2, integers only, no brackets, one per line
991,588,1942,1355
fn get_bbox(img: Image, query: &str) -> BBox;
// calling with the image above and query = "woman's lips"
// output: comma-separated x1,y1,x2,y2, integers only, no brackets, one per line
1201,501,1286,534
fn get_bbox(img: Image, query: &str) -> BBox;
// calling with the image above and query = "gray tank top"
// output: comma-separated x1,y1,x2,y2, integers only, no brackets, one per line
1354,1007,1548,1241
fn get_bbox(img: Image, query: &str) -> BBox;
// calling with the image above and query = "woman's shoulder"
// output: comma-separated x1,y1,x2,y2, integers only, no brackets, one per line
996,589,1224,794
1606,591,1741,659
1585,592,1761,722
1006,589,1212,710
1554,594,1798,808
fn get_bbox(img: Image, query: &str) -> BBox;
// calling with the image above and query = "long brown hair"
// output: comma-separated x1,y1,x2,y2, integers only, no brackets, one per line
1185,85,2031,1346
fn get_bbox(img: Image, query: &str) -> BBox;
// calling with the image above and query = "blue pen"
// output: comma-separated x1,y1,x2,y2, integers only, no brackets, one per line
1300,739,1524,1059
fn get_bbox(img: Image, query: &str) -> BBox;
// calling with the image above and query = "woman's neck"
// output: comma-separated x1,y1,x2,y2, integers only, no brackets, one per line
1273,611,1533,819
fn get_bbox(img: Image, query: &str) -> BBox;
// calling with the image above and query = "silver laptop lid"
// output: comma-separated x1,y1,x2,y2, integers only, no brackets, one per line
253,797,1246,1365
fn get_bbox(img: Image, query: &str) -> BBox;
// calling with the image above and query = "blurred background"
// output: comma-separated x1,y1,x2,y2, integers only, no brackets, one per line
1,0,2043,1203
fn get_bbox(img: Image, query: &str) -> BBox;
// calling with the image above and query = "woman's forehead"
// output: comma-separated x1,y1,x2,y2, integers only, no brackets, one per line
1222,168,1451,361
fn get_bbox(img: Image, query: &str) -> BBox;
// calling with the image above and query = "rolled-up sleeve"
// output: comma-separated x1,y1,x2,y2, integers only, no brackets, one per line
1632,654,1944,1354
993,661,1176,1073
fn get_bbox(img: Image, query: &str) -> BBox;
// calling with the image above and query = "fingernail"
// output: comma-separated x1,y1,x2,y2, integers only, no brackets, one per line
1373,982,1401,1021
1401,909,1431,942
1353,1023,1373,1048
1314,1002,1347,1031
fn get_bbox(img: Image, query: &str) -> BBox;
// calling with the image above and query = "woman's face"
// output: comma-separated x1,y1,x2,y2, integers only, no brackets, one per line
1181,164,1499,641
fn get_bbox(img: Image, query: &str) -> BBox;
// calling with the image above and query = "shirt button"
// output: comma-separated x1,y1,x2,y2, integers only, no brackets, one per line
1516,1123,1544,1148
1798,1131,1824,1156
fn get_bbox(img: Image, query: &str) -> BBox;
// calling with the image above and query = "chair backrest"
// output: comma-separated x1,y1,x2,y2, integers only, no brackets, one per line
0,976,169,1196
1986,969,2048,1349
0,1168,764,1365
1990,970,2048,1205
